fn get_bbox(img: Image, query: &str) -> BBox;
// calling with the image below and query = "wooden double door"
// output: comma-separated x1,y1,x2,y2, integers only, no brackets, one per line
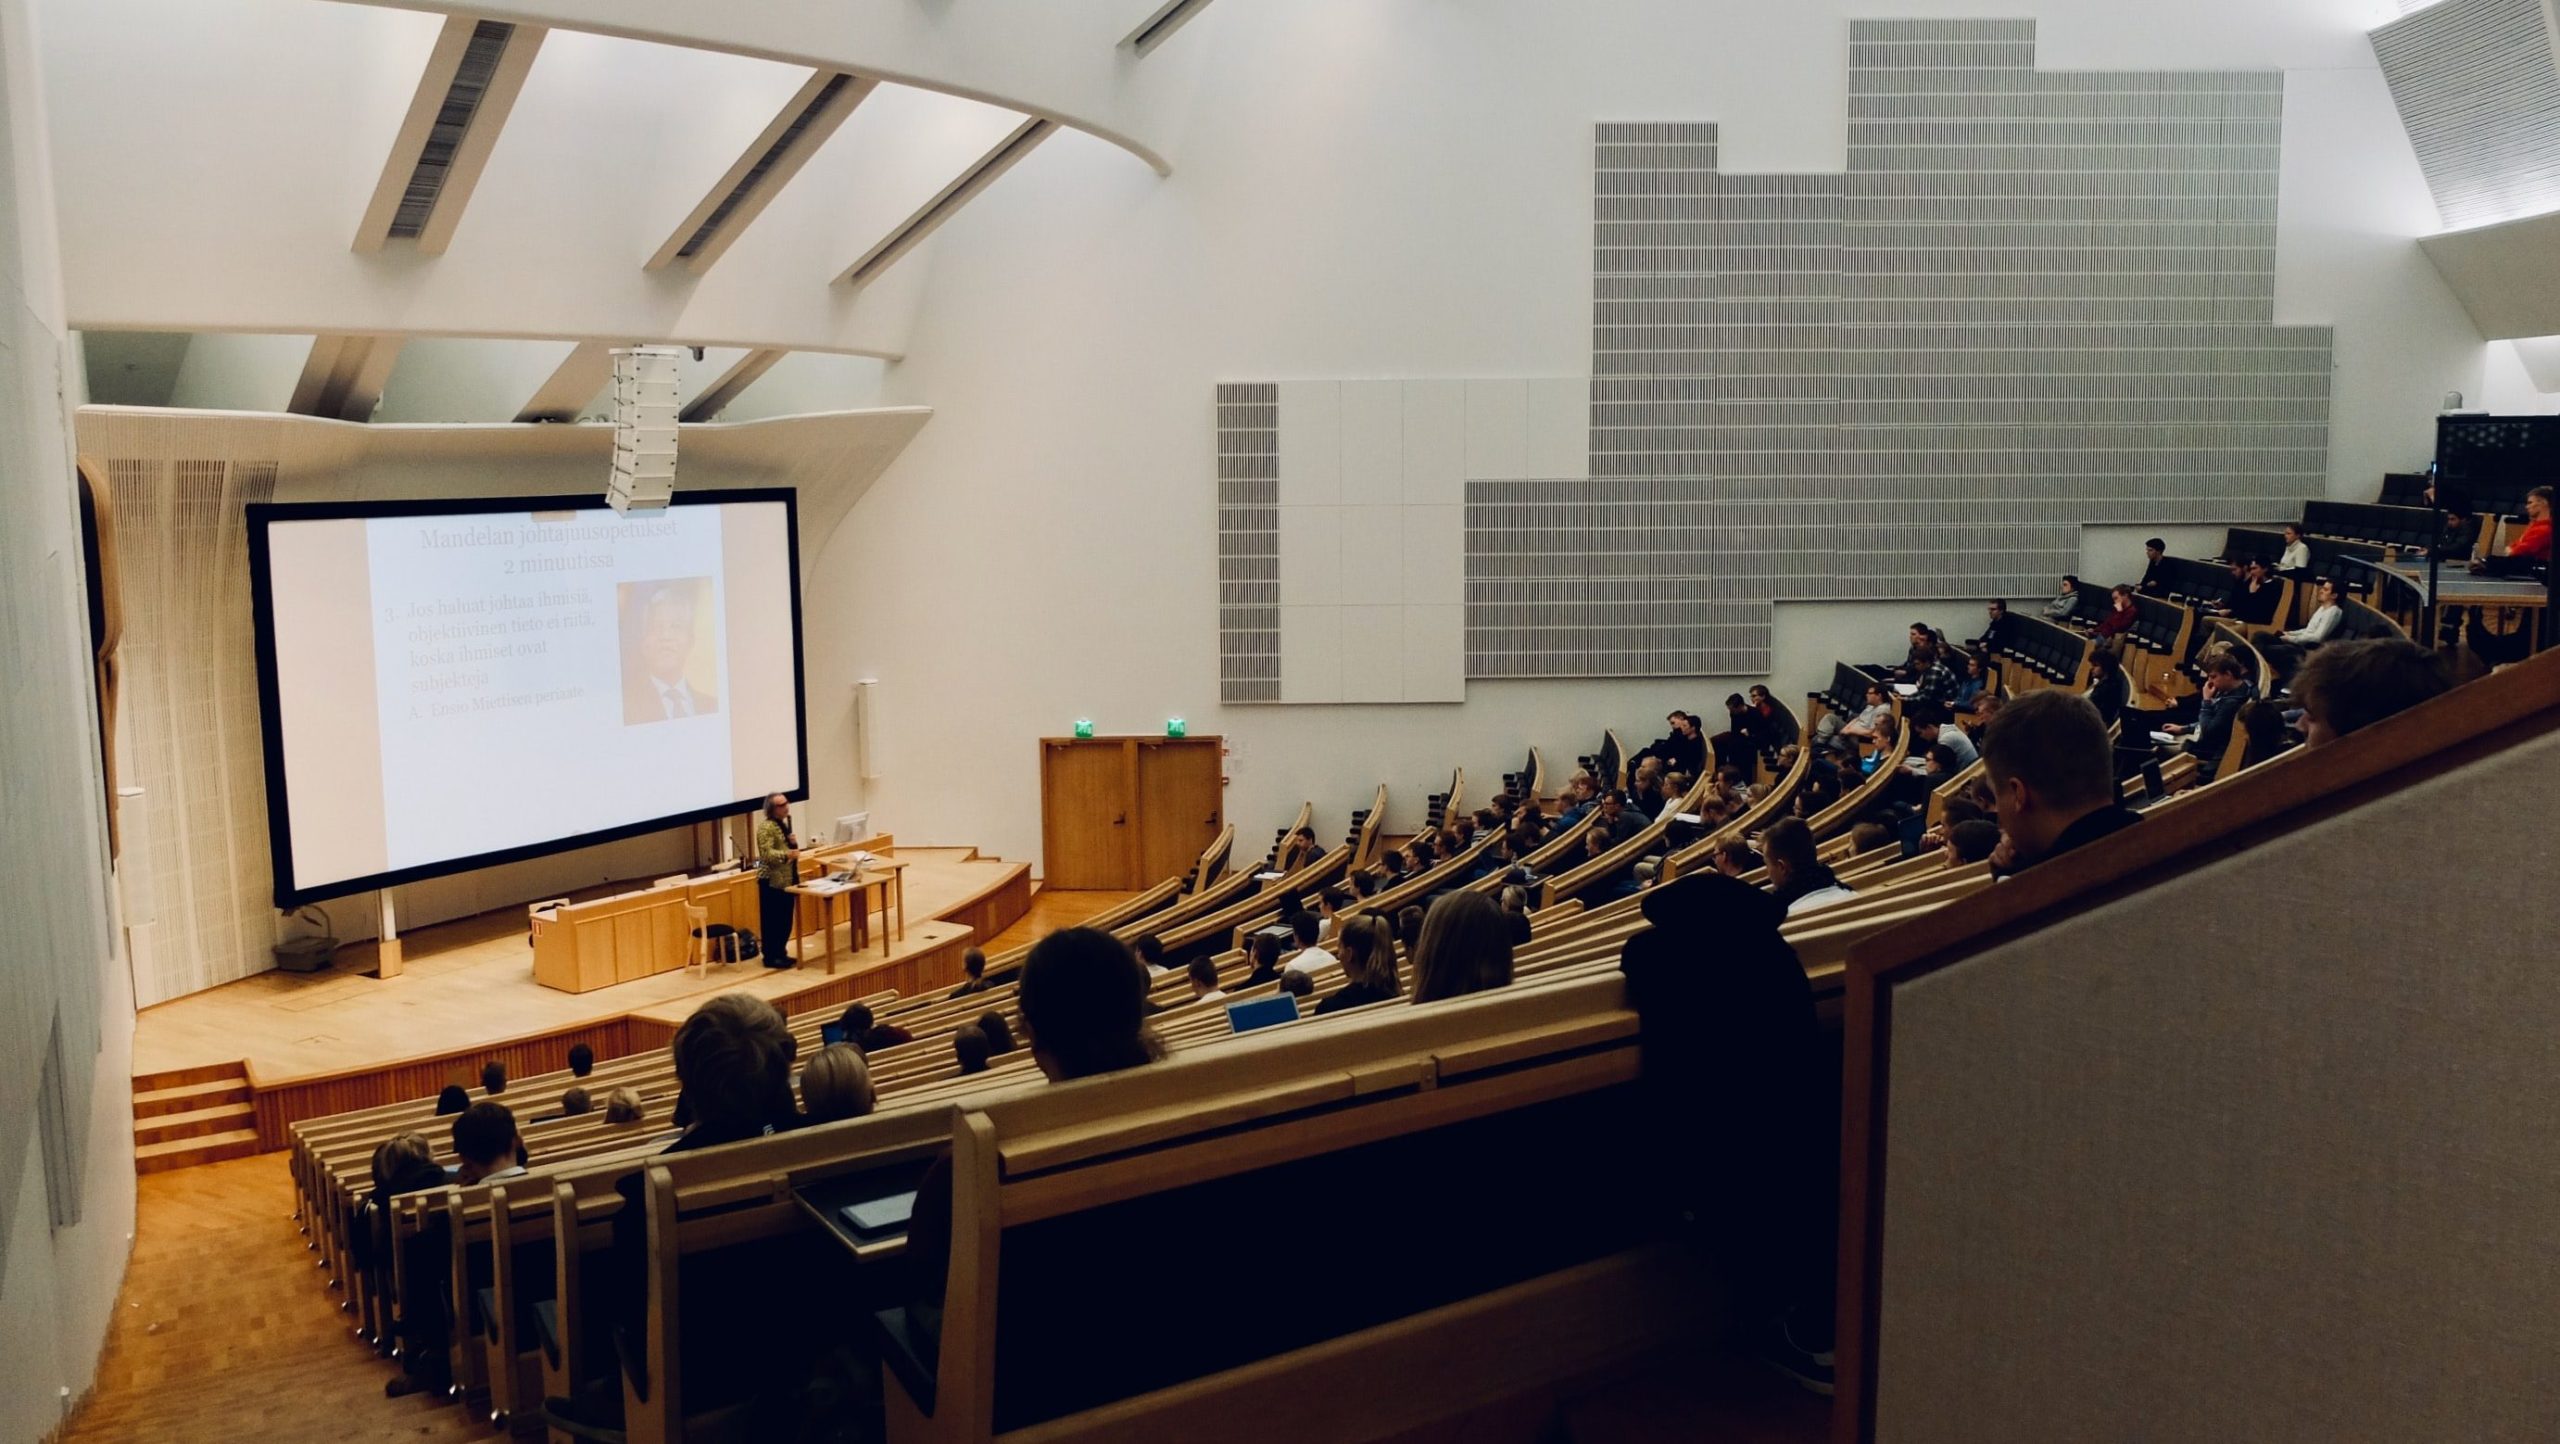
1040,735,1224,890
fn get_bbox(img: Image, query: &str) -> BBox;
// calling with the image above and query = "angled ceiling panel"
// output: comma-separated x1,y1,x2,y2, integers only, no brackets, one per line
648,71,877,274
2371,0,2560,229
354,15,548,254
834,117,1057,290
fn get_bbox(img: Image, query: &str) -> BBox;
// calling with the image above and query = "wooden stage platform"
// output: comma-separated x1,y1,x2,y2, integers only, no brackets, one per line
133,847,1030,1152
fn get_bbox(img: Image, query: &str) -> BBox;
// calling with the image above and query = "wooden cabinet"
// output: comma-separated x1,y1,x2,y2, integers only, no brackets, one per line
1040,736,1224,890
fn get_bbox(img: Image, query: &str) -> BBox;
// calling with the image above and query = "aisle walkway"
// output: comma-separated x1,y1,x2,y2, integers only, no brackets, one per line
60,1156,486,1444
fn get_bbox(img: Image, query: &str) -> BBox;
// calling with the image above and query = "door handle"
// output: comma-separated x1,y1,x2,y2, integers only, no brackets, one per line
1114,815,1127,825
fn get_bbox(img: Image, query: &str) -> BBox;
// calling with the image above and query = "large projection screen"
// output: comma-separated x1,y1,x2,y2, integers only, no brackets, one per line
247,490,808,907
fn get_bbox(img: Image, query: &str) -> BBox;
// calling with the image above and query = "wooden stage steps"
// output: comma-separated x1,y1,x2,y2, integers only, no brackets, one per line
132,1061,259,1173
127,847,1032,1170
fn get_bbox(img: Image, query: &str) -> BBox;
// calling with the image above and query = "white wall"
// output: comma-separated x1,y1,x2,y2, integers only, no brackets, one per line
0,0,133,1434
810,0,2503,866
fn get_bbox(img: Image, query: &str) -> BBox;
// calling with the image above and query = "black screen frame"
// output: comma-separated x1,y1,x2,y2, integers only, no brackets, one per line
246,488,809,910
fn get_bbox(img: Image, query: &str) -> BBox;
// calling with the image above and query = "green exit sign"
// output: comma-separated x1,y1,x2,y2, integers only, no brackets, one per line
1073,718,1095,739
1166,718,1187,738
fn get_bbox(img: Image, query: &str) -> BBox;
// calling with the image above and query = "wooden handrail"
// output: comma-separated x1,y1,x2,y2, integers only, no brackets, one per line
1833,645,2560,1444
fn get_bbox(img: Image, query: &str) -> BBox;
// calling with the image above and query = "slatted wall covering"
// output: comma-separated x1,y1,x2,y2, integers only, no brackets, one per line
112,459,282,1006
2371,0,2560,230
1216,384,1281,702
1485,20,2331,679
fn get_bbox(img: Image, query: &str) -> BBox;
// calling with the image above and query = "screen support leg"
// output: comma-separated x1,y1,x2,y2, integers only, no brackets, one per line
376,888,404,980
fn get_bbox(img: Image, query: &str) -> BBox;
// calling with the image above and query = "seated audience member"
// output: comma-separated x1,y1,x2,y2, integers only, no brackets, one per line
1498,885,1535,944
480,1060,507,1096
1395,904,1426,960
1820,681,1893,754
2436,500,2479,562
1379,850,1410,884
1973,598,2014,654
2259,576,2345,678
2473,485,2553,575
976,1012,1016,1055
671,994,802,1149
1278,969,1316,1001
798,1042,876,1124
1278,827,1321,872
952,1026,993,1076
1747,685,1799,754
1942,818,2003,865
1848,820,1894,856
1188,954,1228,1005
1317,884,1353,939
2092,584,2139,638
2219,559,2282,626
2043,574,2083,621
1554,771,1600,825
2278,523,2312,573
1240,932,1286,989
1629,758,1667,818
1316,914,1402,1013
567,1043,595,1079
1449,815,1478,849
2292,637,2454,746
2158,651,2256,780
1923,742,1967,785
1908,703,1977,769
1906,640,1958,706
2136,539,2169,597
560,1086,592,1117
1760,817,1854,916
837,1001,914,1053
1590,788,1645,850
1712,838,1763,877
604,1088,644,1126
2084,637,2129,721
1655,774,1692,824
1981,689,2138,873
1632,709,1707,780
1410,891,1515,1004
1951,650,1992,714
1711,692,1758,772
1351,868,1384,900
435,1084,469,1116
1283,910,1337,975
949,946,993,997
2235,699,2292,766
451,1101,525,1186
1013,929,1164,1080
370,1130,461,1398
1888,621,1936,679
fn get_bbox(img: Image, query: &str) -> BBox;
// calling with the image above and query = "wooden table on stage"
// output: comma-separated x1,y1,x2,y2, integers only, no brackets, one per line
2370,559,2549,655
529,868,758,993
787,860,907,973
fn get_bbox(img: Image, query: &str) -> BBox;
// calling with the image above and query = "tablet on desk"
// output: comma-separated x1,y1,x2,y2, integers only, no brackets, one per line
1893,683,1919,697
838,1191,917,1240
2149,730,2180,746
819,1023,847,1047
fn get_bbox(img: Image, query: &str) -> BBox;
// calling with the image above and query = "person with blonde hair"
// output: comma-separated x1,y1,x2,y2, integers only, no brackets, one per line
1316,913,1401,1014
798,1042,876,1124
1410,891,1515,1004
603,1087,644,1125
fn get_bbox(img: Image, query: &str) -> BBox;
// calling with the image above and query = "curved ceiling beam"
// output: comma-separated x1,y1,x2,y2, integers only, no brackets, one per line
324,0,1193,174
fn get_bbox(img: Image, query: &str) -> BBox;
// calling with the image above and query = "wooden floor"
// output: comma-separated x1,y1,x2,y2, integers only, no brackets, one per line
133,847,1020,1084
61,1155,490,1444
978,886,1140,954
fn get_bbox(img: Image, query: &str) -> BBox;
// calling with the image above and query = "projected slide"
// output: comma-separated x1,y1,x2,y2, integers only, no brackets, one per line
249,492,805,906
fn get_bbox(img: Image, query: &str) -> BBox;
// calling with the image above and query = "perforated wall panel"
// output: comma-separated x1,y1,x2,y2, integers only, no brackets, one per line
2372,0,2560,230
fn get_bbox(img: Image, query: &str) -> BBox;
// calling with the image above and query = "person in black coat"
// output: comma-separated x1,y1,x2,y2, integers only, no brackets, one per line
1618,873,1835,1390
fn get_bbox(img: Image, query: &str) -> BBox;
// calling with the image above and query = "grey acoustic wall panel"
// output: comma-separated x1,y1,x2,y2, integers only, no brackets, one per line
1504,18,2329,678
1216,383,1280,702
2372,0,2560,230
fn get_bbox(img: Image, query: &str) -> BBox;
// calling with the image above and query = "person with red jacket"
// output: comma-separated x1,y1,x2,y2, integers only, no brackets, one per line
2093,584,2140,638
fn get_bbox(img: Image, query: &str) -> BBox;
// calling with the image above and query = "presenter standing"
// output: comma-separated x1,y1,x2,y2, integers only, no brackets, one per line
755,793,799,968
